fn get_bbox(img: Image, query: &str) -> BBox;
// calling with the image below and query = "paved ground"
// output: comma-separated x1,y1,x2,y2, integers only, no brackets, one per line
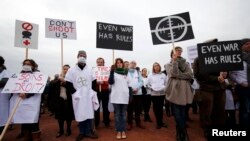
3,109,206,141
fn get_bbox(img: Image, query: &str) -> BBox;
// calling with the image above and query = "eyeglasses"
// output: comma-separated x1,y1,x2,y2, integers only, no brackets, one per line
176,49,182,52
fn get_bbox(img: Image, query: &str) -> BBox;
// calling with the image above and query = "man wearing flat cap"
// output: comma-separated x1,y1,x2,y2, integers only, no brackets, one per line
65,50,99,141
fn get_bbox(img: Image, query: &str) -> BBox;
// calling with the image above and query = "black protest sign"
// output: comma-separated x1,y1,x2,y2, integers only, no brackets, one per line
197,40,243,73
96,22,133,51
149,12,194,45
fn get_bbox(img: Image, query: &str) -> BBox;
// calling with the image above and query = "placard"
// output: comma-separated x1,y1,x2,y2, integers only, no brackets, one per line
92,66,110,81
45,18,77,39
96,22,133,51
2,73,48,93
149,12,194,45
197,40,243,73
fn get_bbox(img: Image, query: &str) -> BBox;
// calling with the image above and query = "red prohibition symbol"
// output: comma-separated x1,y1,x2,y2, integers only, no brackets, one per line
22,22,33,31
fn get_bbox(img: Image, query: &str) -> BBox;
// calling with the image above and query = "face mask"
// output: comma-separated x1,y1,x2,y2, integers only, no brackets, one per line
22,65,32,72
78,57,86,64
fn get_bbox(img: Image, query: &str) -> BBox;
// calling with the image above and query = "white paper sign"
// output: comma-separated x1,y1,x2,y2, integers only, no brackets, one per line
187,45,198,64
92,66,110,81
14,20,39,49
45,18,77,40
2,73,48,94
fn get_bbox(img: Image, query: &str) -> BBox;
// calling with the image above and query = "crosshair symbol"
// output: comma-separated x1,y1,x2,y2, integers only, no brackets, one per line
151,16,191,43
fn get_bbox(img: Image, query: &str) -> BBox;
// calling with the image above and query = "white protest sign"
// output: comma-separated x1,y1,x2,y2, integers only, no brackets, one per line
14,20,39,49
45,18,77,39
92,66,110,81
2,73,48,94
187,45,198,64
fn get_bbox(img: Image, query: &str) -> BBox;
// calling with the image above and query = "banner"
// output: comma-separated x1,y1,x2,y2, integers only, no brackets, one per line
96,22,133,51
14,20,39,49
197,40,243,73
45,18,77,39
2,73,48,94
149,12,194,45
92,66,111,81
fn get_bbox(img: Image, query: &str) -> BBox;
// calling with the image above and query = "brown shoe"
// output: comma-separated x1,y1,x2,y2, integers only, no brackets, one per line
127,124,133,130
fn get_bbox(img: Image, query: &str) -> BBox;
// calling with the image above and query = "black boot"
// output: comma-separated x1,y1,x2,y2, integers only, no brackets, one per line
182,128,189,141
176,127,181,141
176,127,189,141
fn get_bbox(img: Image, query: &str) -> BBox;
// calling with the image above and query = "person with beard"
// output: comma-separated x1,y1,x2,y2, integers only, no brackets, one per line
10,59,42,141
165,47,194,141
65,50,99,141
94,57,111,128
230,39,250,128
0,56,11,135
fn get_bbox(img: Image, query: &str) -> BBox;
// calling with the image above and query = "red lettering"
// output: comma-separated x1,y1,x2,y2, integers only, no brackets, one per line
19,73,30,81
48,25,53,31
12,83,22,92
33,74,42,81
48,26,74,33
25,83,33,92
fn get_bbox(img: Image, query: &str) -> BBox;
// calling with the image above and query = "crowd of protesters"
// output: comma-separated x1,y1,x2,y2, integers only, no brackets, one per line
0,38,250,141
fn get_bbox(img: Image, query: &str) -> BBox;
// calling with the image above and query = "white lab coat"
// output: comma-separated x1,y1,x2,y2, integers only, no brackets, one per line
65,65,99,122
10,93,41,123
0,69,11,126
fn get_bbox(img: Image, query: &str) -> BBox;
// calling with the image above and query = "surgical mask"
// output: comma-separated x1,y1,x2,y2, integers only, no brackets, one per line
78,57,86,64
22,65,32,72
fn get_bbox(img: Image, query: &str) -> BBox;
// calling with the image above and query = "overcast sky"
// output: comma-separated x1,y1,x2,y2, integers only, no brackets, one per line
0,0,249,77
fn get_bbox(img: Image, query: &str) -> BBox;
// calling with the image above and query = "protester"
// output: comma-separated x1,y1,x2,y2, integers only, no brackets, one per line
48,74,60,116
148,62,168,129
127,61,145,130
40,77,50,114
141,68,152,122
0,56,11,134
165,47,194,141
52,64,74,137
94,57,110,128
222,72,237,127
108,58,129,139
10,59,42,141
193,38,227,139
124,61,129,70
162,66,173,117
229,39,250,128
65,50,99,141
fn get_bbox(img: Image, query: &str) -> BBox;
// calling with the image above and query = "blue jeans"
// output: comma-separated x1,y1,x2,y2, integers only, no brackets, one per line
236,85,250,127
173,104,186,130
78,119,92,135
113,104,127,132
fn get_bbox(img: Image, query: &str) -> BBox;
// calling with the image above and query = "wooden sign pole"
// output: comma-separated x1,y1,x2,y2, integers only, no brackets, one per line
0,98,22,141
